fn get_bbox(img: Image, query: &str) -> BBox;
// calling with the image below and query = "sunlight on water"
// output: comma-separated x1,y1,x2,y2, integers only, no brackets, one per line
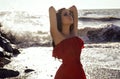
1,11,49,33
9,47,61,79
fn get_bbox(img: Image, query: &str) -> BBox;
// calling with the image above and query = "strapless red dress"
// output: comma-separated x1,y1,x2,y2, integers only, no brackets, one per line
53,36,86,79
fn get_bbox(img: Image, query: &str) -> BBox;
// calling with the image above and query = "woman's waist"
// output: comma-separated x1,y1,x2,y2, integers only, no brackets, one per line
62,59,81,65
62,61,83,68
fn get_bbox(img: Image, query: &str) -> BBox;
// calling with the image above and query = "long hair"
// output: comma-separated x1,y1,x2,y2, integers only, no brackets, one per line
52,8,74,47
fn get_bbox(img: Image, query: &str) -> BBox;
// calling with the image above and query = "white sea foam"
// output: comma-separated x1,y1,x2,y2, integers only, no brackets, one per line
0,9,120,47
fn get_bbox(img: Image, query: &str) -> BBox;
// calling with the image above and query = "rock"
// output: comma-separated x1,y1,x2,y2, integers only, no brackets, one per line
0,51,4,57
12,48,20,56
87,24,120,42
0,68,19,78
50,75,53,77
87,29,103,42
0,51,11,59
103,28,120,41
0,57,11,67
0,62,4,67
0,35,21,58
0,36,13,53
24,69,35,73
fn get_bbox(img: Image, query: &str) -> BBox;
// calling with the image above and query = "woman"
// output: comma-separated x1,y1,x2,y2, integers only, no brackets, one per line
49,5,86,79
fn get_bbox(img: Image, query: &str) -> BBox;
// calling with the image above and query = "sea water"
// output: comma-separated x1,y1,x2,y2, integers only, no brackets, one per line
0,9,120,47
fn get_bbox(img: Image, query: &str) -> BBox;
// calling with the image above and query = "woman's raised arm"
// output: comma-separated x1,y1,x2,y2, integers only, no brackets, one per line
49,6,64,45
49,6,58,35
69,5,78,36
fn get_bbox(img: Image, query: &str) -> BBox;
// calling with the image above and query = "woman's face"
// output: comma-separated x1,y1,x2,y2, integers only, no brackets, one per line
61,9,73,25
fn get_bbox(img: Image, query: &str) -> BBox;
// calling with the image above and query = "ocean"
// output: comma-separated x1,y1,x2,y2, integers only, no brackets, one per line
78,9,120,27
0,9,120,47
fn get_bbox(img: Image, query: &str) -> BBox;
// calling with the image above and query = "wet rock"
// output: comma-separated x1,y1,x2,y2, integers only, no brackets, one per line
87,24,120,42
0,62,4,67
50,75,53,77
103,28,120,41
0,35,21,58
12,48,20,56
0,36,13,53
0,51,4,57
0,68,19,78
24,69,35,73
0,51,12,59
0,57,11,67
87,29,103,42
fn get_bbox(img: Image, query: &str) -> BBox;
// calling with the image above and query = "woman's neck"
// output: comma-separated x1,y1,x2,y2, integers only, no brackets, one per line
62,25,70,37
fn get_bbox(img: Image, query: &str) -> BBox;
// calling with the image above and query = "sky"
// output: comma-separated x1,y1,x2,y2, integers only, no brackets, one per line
0,0,120,15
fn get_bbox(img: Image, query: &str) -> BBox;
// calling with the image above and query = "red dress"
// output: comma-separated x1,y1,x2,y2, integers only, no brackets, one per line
53,36,86,79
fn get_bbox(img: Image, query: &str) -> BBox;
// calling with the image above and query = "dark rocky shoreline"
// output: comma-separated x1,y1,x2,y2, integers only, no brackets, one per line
0,23,21,78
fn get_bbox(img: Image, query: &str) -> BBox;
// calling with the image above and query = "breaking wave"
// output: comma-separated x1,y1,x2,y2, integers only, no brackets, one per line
0,10,120,48
78,16,120,21
78,24,120,43
1,23,120,48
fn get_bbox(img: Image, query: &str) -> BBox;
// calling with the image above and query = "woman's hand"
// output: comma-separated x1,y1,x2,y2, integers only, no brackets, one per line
49,6,56,12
